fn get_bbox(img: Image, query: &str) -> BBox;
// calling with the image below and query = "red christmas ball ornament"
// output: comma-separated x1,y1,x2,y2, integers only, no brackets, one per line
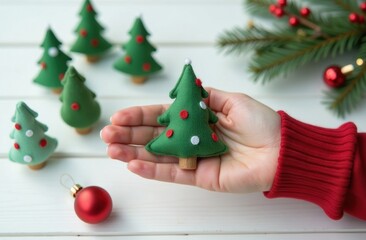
61,175,113,225
300,7,311,17
289,16,300,26
323,65,346,88
72,184,113,224
349,13,360,23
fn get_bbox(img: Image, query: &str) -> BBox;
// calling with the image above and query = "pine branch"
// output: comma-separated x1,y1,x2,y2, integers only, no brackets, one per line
302,0,360,14
250,29,363,82
217,26,300,55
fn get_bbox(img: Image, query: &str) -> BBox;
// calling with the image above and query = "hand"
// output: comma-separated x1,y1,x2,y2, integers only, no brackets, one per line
101,88,281,193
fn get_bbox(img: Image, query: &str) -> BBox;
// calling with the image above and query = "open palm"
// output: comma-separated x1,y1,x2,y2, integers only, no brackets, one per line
101,88,281,193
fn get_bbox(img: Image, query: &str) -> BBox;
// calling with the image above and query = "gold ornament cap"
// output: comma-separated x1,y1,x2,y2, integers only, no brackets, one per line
70,184,83,198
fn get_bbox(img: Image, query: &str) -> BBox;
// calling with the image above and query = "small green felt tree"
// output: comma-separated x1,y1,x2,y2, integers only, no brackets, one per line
60,66,101,134
145,60,227,170
70,0,112,63
114,16,162,84
33,27,72,94
9,102,58,170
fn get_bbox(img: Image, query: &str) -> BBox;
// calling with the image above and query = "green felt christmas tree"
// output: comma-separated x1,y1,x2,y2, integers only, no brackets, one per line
145,60,227,170
9,102,58,170
60,66,101,134
114,16,162,84
33,27,72,94
70,0,112,63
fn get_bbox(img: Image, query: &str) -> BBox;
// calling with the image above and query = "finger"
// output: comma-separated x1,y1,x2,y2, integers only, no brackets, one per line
127,160,197,186
127,157,223,191
107,143,177,163
110,104,169,126
101,125,165,145
206,88,247,115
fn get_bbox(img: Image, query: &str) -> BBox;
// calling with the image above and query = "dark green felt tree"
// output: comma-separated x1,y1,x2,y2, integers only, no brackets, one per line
114,16,162,84
33,27,72,94
9,102,58,170
70,0,112,63
60,66,101,134
145,60,227,170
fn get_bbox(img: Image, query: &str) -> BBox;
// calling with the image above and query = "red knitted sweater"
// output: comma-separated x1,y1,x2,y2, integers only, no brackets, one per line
265,111,366,220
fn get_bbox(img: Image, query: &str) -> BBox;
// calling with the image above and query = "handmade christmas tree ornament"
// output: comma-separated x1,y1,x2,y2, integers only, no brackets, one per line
33,27,72,94
60,66,101,134
9,102,58,170
145,59,227,170
61,174,113,224
114,16,162,84
218,0,366,117
70,0,112,63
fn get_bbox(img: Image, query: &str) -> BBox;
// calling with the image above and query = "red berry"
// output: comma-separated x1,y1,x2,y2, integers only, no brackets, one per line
195,78,202,87
15,123,21,130
40,62,47,69
166,129,174,138
323,65,346,88
360,2,366,11
142,63,151,71
180,110,189,119
58,73,65,80
71,102,80,111
300,7,311,17
14,143,20,150
349,13,359,23
277,0,287,7
274,7,285,18
289,16,300,26
91,39,99,47
124,56,131,64
211,133,219,142
80,29,88,37
136,35,144,43
269,4,277,14
86,4,93,12
39,139,47,147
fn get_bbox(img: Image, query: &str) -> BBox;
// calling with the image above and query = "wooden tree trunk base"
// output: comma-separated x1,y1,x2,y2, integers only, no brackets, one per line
75,127,93,135
86,55,101,63
131,76,147,84
51,88,63,94
179,157,197,170
28,161,47,170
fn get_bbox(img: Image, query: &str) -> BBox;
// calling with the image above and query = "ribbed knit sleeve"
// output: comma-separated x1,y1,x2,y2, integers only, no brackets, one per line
264,111,358,220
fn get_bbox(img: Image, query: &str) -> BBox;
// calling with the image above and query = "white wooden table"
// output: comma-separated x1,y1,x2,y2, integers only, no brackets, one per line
1,0,366,239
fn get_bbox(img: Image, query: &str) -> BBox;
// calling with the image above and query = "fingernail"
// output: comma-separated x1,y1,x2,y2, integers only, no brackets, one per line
109,116,113,123
99,129,103,139
106,145,109,154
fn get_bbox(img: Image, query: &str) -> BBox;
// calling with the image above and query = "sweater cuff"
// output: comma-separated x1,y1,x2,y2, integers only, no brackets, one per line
264,111,357,220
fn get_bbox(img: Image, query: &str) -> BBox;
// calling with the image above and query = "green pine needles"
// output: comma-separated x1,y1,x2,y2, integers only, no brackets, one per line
218,0,366,117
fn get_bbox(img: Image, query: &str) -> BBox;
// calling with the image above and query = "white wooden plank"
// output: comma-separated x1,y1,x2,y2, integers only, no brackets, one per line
2,234,366,239
0,46,357,99
0,1,246,44
0,158,366,235
1,94,366,157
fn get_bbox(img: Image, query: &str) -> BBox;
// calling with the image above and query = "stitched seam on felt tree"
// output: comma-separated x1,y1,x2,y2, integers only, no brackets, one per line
145,62,227,158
